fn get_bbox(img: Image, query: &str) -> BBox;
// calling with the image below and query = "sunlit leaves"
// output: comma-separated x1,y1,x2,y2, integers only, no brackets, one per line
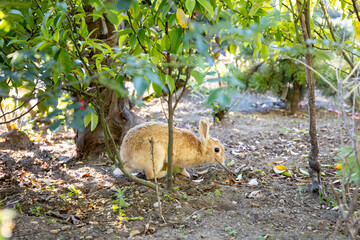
185,0,196,13
249,0,266,16
133,76,149,97
57,48,72,73
166,75,175,94
115,0,132,10
170,28,183,53
197,0,214,16
107,10,120,25
207,88,231,109
191,69,204,84
353,20,360,40
176,8,188,28
84,110,98,131
335,146,360,184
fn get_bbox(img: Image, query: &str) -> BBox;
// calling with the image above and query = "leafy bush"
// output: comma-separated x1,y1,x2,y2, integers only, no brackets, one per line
335,146,360,184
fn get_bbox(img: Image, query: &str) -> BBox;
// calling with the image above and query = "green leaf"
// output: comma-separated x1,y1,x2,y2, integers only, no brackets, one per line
249,0,265,16
260,44,268,61
152,82,163,96
90,111,98,131
191,69,204,84
161,35,171,51
49,119,63,132
166,75,175,93
137,28,146,44
254,32,262,49
170,28,183,53
133,76,149,97
41,8,54,37
207,88,231,109
107,10,119,25
282,171,292,177
33,41,51,51
186,0,196,13
159,0,172,19
117,28,133,36
84,112,91,128
58,48,72,73
115,0,132,10
223,0,234,10
197,0,214,16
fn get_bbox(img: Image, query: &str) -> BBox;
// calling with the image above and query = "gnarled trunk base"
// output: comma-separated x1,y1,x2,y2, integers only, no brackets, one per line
75,88,134,159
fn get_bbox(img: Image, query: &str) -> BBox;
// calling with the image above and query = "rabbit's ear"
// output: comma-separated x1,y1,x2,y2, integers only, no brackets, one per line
199,118,210,144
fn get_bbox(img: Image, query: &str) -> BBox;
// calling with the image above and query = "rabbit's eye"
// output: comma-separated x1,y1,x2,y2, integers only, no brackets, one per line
214,148,220,153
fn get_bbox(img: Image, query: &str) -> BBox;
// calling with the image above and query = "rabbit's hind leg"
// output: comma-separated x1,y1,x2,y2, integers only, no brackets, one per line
179,168,190,178
145,169,167,179
145,147,166,179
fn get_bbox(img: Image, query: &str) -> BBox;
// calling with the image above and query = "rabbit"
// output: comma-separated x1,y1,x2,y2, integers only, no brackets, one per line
115,118,225,179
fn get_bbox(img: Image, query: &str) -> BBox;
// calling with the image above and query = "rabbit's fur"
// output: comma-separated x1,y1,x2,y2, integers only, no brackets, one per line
117,118,225,179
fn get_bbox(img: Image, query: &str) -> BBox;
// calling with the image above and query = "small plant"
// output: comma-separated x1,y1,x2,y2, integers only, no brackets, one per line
183,195,188,201
209,103,230,122
225,227,237,237
297,185,303,195
112,188,130,215
68,186,83,197
229,230,238,236
112,188,143,221
46,218,57,224
44,180,55,191
29,206,42,216
163,193,174,201
61,186,84,201
16,203,23,214
215,189,221,197
204,209,213,215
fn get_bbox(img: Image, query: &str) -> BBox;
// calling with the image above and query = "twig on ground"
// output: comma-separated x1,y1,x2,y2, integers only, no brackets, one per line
149,138,166,223
213,158,236,177
183,207,207,220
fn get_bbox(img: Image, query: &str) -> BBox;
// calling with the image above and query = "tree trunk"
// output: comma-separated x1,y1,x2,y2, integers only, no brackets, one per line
304,54,321,191
289,82,301,115
297,0,322,192
75,6,134,159
75,89,134,158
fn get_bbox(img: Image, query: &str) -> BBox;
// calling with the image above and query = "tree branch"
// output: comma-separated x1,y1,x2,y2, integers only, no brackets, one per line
0,99,43,125
319,0,354,69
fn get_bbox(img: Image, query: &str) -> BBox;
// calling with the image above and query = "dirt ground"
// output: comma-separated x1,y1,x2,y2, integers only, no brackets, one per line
0,92,352,240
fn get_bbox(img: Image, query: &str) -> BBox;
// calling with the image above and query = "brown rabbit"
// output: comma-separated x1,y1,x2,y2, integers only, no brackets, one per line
116,118,225,179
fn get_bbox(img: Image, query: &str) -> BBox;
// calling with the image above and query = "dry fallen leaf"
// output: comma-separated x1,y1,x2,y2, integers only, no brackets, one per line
81,173,91,178
334,164,342,170
129,229,141,238
270,160,284,164
299,168,310,176
247,190,261,198
192,179,204,183
197,169,208,175
248,178,258,186
273,165,286,174
225,178,244,184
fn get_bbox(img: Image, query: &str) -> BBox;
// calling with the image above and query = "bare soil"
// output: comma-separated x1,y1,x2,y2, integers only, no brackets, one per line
0,93,351,240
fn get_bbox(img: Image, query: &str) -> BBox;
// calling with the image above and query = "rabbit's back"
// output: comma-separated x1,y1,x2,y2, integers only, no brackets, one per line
120,122,202,168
